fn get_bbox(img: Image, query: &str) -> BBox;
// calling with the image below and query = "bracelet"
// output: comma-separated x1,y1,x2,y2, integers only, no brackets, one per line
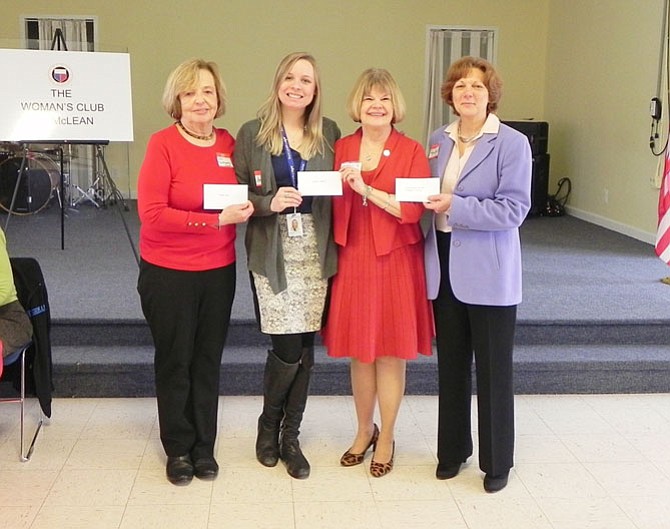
382,192,393,211
362,185,372,207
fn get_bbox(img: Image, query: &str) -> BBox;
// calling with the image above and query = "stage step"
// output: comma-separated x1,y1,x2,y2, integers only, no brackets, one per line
50,318,669,348
49,342,670,398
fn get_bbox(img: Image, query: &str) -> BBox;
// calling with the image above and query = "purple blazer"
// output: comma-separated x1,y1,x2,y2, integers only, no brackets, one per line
424,122,532,306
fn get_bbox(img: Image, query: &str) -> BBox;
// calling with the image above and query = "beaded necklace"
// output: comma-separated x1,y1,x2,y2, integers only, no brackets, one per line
177,121,214,141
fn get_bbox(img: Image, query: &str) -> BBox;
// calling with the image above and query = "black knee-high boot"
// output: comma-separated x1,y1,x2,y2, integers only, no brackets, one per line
256,350,300,467
279,346,313,479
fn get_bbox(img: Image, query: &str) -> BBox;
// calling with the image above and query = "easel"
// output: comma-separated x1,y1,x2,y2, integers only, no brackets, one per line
2,29,137,262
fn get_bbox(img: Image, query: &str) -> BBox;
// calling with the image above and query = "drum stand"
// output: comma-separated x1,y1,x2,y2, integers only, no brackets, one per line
94,144,129,211
69,143,129,211
70,178,101,208
63,144,98,209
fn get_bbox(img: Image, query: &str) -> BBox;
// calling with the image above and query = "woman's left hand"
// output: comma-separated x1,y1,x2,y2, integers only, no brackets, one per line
424,193,452,215
218,200,254,226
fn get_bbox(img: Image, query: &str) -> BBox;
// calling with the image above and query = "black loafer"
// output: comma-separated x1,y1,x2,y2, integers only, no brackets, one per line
193,456,219,480
436,462,463,480
166,455,194,486
483,471,509,493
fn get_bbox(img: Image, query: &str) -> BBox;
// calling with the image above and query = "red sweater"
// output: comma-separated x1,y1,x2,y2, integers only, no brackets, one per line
137,124,237,271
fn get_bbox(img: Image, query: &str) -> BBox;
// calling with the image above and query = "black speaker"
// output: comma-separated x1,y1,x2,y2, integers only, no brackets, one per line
528,153,550,217
503,120,548,155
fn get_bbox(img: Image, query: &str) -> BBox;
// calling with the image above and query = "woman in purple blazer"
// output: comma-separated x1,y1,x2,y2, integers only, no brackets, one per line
423,57,532,493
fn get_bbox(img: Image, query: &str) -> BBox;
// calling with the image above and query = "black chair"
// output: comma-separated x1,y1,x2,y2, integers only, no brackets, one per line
1,257,53,461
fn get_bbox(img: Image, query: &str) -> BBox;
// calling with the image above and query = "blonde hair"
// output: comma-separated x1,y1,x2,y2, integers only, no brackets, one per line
346,68,406,124
256,52,327,159
161,59,227,120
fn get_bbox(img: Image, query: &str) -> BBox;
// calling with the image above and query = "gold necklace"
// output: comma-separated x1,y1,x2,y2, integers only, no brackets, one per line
362,139,385,161
363,149,381,162
457,122,482,144
177,121,214,141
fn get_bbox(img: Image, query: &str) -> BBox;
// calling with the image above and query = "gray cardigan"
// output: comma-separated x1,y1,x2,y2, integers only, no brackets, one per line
234,117,341,293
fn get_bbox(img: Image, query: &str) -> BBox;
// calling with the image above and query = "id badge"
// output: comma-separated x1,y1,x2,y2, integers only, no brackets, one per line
216,153,233,167
287,212,303,237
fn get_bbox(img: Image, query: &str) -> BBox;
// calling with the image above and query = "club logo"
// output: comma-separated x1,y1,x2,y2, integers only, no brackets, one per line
51,66,70,84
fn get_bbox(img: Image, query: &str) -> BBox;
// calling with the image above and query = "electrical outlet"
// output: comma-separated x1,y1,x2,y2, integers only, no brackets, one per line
603,188,609,204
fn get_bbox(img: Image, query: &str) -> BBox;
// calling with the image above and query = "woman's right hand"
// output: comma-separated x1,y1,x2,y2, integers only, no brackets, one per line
218,201,255,226
270,186,302,212
341,166,366,196
424,193,453,215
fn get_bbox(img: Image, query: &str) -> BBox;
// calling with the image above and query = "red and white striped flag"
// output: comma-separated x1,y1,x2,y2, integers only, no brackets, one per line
655,144,670,264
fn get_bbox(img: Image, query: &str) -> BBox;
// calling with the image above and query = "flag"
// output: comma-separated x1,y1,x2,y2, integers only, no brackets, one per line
655,144,670,265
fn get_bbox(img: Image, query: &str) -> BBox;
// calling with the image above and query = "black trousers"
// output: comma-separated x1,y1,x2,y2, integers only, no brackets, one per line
433,232,516,476
137,259,235,459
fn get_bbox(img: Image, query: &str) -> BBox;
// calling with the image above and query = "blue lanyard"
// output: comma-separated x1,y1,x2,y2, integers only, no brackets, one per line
280,126,307,187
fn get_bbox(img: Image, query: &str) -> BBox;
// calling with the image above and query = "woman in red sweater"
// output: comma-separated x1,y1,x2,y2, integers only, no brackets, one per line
137,59,253,486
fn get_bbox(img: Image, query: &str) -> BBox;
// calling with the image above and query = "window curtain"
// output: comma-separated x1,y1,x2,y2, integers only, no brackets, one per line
35,18,91,51
424,28,496,144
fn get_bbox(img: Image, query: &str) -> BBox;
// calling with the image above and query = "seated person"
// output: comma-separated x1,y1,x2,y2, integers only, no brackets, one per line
0,228,33,377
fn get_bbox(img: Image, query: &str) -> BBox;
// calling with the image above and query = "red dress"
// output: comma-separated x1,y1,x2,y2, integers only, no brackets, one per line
322,129,434,362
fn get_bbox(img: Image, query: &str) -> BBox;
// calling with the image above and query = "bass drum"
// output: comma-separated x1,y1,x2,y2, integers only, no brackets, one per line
0,153,60,215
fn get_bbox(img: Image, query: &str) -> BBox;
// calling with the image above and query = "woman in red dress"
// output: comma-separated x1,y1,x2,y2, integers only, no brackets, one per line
322,69,434,477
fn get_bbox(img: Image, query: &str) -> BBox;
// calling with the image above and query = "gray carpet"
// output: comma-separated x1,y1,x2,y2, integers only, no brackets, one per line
6,200,669,324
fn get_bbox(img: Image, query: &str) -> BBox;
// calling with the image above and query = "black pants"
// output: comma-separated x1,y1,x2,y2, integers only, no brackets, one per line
137,259,235,459
0,300,33,355
433,232,516,476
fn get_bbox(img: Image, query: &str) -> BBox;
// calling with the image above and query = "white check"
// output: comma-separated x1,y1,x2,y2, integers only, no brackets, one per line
203,184,248,210
395,178,440,202
297,171,343,196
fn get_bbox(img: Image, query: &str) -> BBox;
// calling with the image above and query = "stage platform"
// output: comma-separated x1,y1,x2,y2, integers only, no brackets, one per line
3,198,670,397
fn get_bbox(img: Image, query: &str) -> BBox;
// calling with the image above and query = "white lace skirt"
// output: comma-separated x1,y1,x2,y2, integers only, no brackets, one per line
251,214,327,334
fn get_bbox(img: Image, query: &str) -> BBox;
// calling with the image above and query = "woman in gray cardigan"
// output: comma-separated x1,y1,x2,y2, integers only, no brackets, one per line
234,52,340,479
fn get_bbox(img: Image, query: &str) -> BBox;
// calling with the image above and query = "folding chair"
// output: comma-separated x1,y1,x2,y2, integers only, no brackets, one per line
1,341,44,461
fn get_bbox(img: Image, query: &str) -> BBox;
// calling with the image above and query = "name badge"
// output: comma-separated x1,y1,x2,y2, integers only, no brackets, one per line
254,170,262,187
287,213,303,237
428,144,439,159
217,153,233,167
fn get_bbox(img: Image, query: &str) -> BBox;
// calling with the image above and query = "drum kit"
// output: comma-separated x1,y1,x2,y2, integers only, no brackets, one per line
0,141,119,216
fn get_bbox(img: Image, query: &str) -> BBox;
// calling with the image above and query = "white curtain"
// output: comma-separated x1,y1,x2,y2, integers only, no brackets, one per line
423,28,496,144
35,18,90,51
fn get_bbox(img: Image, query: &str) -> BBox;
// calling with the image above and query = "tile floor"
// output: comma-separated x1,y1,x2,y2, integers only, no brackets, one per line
0,394,669,529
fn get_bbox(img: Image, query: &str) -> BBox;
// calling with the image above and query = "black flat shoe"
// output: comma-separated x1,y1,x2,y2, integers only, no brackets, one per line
436,462,463,480
483,471,509,493
193,456,219,480
166,455,194,486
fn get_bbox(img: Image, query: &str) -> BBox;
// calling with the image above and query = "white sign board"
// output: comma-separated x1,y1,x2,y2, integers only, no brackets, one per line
0,48,133,142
